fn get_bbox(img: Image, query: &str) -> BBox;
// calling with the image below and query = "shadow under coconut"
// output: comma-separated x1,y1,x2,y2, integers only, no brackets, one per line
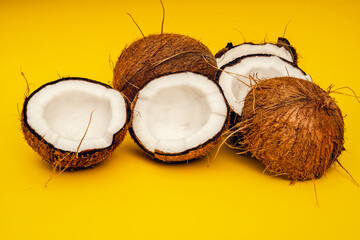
219,138,297,183
236,152,324,183
239,153,294,181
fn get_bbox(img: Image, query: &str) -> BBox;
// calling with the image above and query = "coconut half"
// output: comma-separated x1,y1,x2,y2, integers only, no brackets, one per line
215,37,298,69
21,77,130,169
216,55,312,117
130,72,229,162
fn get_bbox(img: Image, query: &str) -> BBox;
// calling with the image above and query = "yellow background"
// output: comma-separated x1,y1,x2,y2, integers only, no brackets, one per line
1,0,360,239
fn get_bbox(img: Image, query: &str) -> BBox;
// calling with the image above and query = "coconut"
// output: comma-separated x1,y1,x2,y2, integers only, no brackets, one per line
238,77,344,180
21,77,130,170
215,55,312,125
129,72,229,162
113,33,217,101
215,37,298,69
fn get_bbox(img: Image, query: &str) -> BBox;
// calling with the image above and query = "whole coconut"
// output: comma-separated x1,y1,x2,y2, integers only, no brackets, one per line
239,77,344,180
113,33,217,100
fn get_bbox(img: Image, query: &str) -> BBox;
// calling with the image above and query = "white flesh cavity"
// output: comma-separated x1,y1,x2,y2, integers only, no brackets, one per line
216,43,293,68
219,55,312,116
26,80,127,152
132,72,227,154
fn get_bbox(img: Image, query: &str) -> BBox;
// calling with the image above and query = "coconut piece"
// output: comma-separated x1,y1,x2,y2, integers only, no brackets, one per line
216,55,312,119
276,37,298,64
239,77,344,180
130,72,229,162
113,33,217,101
21,77,130,169
215,37,298,69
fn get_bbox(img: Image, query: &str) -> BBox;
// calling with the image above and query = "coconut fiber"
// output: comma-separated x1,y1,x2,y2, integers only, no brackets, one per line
239,77,344,180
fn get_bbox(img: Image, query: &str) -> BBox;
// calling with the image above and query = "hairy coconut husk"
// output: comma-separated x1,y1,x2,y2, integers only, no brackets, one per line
113,33,217,100
239,77,344,180
21,78,131,170
214,42,234,59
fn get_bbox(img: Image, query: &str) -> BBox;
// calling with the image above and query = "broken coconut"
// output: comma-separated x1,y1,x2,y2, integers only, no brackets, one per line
130,72,229,162
239,77,344,180
215,37,298,69
21,77,130,169
113,33,217,101
113,33,229,162
215,55,312,121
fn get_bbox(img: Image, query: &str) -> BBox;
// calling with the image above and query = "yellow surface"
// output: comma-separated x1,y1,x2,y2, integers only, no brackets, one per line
1,0,360,239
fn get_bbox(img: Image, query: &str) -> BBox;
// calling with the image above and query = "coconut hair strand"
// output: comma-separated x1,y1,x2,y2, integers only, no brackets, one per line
282,21,292,38
160,0,165,34
20,70,30,98
336,160,359,186
327,86,360,103
76,110,95,158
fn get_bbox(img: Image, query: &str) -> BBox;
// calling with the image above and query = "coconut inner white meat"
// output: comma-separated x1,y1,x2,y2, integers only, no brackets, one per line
216,43,294,68
26,80,127,152
132,72,227,154
219,55,312,116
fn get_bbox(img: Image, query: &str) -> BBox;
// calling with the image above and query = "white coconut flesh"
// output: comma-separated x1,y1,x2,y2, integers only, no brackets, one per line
216,43,294,69
132,72,227,154
26,80,127,152
219,55,312,115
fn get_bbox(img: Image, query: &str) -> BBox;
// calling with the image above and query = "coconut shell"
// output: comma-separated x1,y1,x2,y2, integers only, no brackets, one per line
129,125,226,163
21,78,131,170
129,77,230,163
214,42,234,59
215,37,298,65
239,77,344,180
129,117,229,163
113,33,217,100
276,37,298,65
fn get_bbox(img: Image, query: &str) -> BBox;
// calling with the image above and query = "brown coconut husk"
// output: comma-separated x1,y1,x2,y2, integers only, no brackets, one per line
214,42,234,59
238,77,344,180
21,78,131,170
113,33,217,100
276,37,298,65
128,77,230,163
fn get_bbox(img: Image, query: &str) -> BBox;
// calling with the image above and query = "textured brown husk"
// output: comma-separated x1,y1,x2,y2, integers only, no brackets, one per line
21,78,131,170
129,75,230,162
214,42,234,59
113,33,217,100
238,77,344,180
